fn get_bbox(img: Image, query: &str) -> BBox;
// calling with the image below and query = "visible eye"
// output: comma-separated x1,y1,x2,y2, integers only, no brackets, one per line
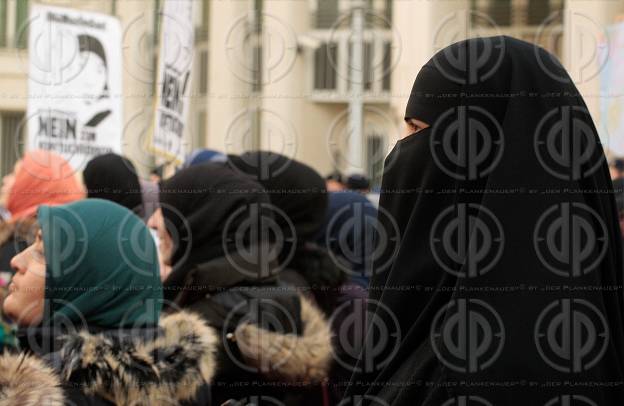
408,122,423,133
405,118,429,134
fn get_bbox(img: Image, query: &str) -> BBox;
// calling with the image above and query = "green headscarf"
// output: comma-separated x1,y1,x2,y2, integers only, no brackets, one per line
37,199,162,329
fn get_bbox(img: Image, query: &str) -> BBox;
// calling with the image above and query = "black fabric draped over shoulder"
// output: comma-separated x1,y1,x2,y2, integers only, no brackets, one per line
347,36,624,405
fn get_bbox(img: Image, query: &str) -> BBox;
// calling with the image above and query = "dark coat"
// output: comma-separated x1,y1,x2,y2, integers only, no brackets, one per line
168,256,333,406
0,311,217,405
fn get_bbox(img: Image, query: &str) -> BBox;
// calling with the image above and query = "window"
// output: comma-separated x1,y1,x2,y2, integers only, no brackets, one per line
15,0,28,49
0,0,30,49
0,1,6,48
196,0,209,41
382,42,391,91
316,0,339,29
469,0,564,58
472,0,564,27
198,50,208,95
0,113,24,177
528,0,553,26
311,1,393,95
313,38,391,93
314,42,338,90
384,0,392,22
366,134,384,187
488,0,512,26
316,0,392,29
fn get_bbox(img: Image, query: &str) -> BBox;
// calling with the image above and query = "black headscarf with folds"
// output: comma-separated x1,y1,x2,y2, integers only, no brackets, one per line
227,151,329,256
158,163,274,297
227,152,347,310
347,37,624,405
83,153,143,214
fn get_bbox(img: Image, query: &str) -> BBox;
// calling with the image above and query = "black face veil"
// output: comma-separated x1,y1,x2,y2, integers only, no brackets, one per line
347,37,624,405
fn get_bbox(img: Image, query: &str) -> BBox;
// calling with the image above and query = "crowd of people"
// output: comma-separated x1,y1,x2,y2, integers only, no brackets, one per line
1,36,624,405
0,146,376,404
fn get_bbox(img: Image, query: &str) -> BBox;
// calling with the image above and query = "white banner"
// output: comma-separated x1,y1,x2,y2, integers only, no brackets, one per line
150,0,194,165
27,5,123,170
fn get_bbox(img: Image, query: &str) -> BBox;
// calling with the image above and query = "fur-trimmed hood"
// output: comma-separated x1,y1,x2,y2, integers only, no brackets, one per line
0,311,218,406
0,352,64,405
228,295,333,384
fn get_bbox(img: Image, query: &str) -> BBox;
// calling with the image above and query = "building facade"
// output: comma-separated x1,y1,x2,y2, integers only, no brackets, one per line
0,0,621,183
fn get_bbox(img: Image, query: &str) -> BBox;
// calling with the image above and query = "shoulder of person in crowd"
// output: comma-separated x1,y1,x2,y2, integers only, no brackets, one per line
0,310,217,405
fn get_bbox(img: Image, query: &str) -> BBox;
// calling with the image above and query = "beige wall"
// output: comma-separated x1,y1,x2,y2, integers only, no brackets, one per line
2,0,623,180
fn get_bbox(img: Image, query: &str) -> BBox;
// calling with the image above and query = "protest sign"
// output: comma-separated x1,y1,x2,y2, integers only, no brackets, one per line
27,4,123,170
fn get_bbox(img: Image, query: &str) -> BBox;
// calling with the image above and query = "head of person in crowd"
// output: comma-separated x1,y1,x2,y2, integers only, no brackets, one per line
83,153,143,215
227,152,346,310
4,199,161,328
1,199,216,405
149,162,274,290
0,150,85,277
326,170,345,192
316,190,377,288
1,150,84,221
182,148,228,169
228,152,328,252
149,161,333,406
348,36,624,404
345,173,371,193
610,158,624,180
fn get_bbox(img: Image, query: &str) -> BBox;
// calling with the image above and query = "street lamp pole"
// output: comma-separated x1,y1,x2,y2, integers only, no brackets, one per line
347,0,365,176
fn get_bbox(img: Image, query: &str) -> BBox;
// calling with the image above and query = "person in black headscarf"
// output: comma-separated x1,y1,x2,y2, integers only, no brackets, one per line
83,153,157,221
317,190,378,289
83,153,142,212
227,151,347,315
148,163,332,406
346,37,624,405
228,152,364,403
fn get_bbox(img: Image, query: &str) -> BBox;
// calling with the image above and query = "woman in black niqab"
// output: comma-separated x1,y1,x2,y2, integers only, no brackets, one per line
347,37,624,405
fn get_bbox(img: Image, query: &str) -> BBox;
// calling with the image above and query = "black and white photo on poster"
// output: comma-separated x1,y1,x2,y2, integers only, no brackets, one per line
27,5,122,170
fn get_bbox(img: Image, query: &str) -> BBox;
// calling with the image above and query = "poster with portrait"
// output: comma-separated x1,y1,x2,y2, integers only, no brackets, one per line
150,0,194,165
26,5,123,170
